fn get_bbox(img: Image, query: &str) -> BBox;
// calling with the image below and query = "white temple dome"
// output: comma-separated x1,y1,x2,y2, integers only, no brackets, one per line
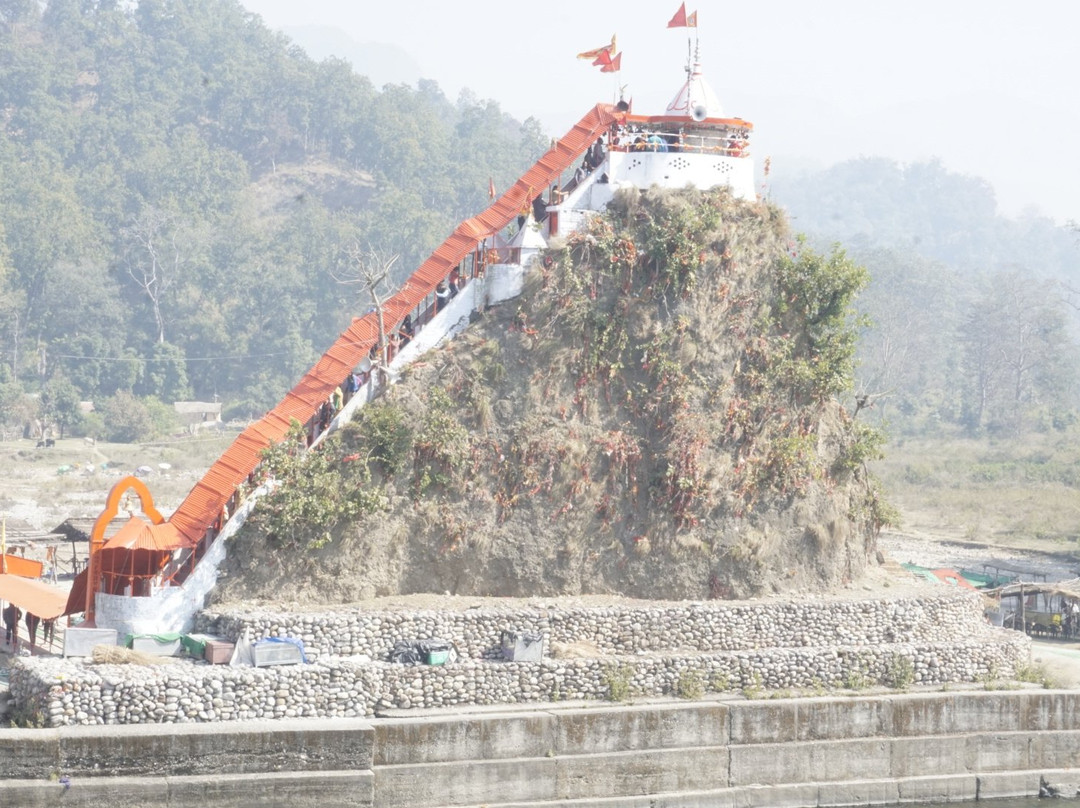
665,62,724,120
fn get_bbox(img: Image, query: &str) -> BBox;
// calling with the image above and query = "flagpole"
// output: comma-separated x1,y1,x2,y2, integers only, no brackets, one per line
695,10,700,61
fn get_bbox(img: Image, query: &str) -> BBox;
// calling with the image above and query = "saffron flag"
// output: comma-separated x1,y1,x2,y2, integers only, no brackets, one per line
667,3,697,28
592,49,612,68
600,52,622,73
577,34,616,60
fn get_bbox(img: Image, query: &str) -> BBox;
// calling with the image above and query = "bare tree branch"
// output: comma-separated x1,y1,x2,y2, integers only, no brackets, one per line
334,243,399,387
123,206,185,345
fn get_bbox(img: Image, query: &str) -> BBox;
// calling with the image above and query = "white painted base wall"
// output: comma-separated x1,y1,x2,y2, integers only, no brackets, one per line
94,484,263,637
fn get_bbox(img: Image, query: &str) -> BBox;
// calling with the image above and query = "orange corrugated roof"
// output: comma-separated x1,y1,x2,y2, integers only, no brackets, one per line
103,516,191,551
0,574,68,620
166,103,618,546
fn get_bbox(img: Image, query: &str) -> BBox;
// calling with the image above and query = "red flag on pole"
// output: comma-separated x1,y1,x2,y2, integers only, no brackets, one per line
668,3,697,28
592,49,612,68
600,52,622,73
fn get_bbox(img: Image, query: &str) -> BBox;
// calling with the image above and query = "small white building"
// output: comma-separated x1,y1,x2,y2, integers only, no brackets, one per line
173,401,223,432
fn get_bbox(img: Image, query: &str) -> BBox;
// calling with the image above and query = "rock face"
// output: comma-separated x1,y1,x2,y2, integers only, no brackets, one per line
220,188,886,604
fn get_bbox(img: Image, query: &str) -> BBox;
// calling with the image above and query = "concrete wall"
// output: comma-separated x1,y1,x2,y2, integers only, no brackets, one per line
3,692,1078,807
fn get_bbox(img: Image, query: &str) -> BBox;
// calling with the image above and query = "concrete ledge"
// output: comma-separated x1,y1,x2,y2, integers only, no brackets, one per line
374,703,730,766
377,747,731,808
896,773,977,803
1028,729,1080,769
975,770,1046,799
552,703,727,755
729,738,891,786
374,710,556,766
554,747,729,800
795,696,891,741
890,690,1080,735
730,690,1080,745
374,756,558,808
0,728,61,779
4,695,1077,807
0,718,374,780
444,775,995,807
811,778,901,807
0,770,374,808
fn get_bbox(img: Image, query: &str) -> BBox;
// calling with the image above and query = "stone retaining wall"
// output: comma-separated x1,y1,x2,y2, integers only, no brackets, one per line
195,592,997,660
7,593,1031,728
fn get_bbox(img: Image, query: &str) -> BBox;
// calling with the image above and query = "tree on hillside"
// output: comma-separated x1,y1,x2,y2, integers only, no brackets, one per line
0,227,23,379
0,147,98,381
39,375,82,438
0,0,38,31
122,205,194,345
335,244,398,385
0,379,34,434
853,248,962,429
960,273,1076,434
142,340,191,402
99,390,154,443
773,239,869,405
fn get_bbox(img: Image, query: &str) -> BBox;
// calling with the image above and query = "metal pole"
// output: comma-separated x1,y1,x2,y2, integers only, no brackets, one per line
1020,582,1026,634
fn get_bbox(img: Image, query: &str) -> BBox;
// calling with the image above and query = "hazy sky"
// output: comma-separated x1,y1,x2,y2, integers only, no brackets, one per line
240,0,1080,223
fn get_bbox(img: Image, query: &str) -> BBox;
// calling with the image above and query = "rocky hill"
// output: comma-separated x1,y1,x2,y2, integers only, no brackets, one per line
218,187,889,604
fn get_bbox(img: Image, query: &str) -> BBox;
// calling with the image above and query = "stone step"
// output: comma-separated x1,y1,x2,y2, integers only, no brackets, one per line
448,771,1052,808
373,746,730,808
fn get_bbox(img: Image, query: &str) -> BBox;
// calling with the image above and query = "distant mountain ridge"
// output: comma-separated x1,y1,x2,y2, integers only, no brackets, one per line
281,25,423,89
769,157,1079,280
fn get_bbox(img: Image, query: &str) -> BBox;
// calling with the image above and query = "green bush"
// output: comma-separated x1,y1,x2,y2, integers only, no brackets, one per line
142,396,178,437
772,239,869,402
99,391,154,443
252,421,385,550
833,421,887,477
885,654,914,690
351,404,414,476
675,668,705,700
413,387,470,495
741,672,764,699
603,664,635,702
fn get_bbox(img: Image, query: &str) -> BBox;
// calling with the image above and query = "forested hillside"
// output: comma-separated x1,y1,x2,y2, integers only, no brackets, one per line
0,0,547,438
5,0,1079,453
772,159,1080,437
